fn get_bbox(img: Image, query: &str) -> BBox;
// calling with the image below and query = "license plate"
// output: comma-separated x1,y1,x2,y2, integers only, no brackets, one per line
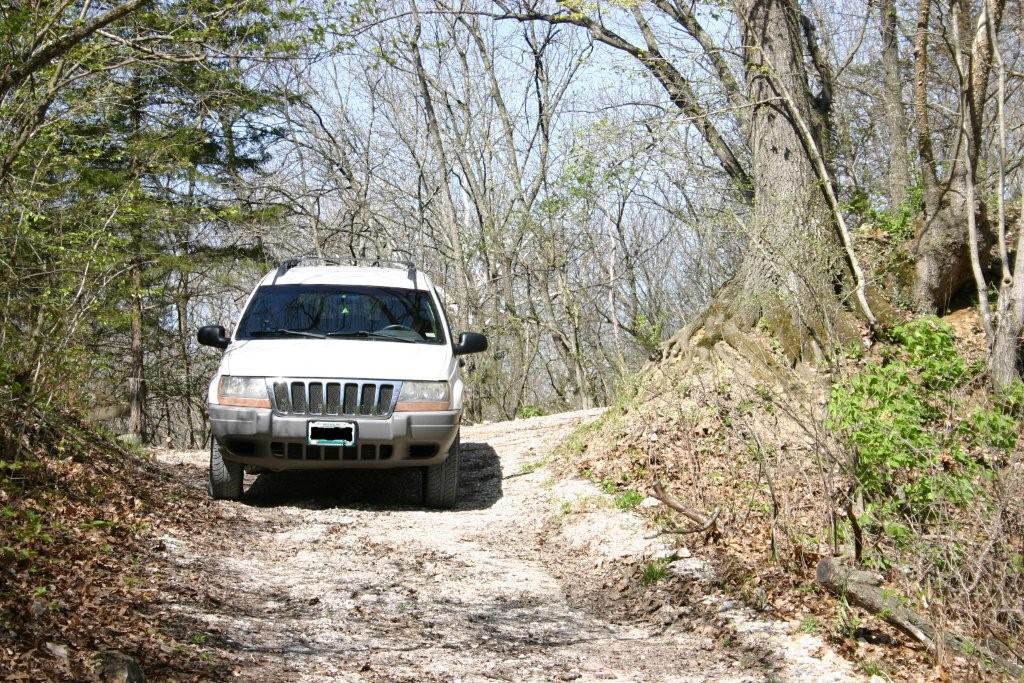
307,420,357,447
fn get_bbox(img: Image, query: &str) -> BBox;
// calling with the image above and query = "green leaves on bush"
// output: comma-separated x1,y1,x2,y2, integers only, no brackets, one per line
516,404,546,419
829,318,1020,540
963,405,1019,451
886,317,967,389
847,187,922,242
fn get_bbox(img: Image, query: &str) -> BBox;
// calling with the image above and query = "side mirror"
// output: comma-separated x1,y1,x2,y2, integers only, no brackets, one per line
453,331,488,356
198,325,231,350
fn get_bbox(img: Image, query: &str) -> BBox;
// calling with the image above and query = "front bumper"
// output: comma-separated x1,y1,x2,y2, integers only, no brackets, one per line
209,404,461,469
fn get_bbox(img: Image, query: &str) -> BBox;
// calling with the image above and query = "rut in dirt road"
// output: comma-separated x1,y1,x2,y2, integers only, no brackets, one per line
153,411,860,683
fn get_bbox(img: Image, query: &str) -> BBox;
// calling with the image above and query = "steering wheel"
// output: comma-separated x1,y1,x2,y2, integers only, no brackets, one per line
380,324,414,332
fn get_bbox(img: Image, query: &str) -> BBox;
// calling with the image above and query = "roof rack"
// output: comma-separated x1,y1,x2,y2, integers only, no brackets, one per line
270,255,418,285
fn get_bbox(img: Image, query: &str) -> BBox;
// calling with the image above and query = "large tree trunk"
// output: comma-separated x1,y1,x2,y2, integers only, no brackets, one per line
911,0,1005,312
508,1,863,364
879,0,911,209
912,164,989,311
709,0,855,362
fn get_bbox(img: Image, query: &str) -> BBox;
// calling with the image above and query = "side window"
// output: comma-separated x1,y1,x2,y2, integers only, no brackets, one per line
431,289,451,343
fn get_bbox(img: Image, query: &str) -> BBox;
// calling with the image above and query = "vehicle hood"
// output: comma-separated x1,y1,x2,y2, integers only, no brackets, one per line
220,339,453,381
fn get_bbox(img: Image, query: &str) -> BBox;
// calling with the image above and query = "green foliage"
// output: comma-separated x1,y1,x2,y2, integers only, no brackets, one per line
963,405,1019,451
516,404,546,419
0,0,303,411
517,457,547,476
614,489,644,510
632,313,665,351
798,615,822,635
993,379,1024,417
558,402,631,460
859,660,889,678
640,558,669,585
829,318,1020,545
886,317,966,389
833,597,863,641
847,187,922,241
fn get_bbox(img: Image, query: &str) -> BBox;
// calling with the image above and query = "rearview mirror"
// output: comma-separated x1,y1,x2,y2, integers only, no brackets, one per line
198,325,230,350
453,331,488,356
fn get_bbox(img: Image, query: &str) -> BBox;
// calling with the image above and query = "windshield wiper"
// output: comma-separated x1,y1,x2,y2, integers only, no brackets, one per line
251,328,325,339
326,330,417,343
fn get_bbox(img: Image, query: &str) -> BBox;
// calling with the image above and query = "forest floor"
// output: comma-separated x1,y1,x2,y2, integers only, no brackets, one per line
149,410,865,683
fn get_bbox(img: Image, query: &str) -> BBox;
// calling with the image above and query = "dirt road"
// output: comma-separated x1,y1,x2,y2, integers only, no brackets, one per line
153,410,861,682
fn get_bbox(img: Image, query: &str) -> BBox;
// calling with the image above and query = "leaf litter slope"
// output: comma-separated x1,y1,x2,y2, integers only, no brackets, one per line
153,410,860,682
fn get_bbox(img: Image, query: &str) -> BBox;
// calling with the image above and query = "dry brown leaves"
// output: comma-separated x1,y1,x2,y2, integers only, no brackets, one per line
0,404,225,681
554,323,1020,682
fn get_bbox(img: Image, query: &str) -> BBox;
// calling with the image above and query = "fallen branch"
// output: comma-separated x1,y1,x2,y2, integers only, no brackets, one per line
650,480,721,542
816,558,1023,678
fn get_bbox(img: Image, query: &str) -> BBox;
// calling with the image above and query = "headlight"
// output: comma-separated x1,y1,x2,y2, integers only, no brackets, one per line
217,376,270,408
395,381,450,412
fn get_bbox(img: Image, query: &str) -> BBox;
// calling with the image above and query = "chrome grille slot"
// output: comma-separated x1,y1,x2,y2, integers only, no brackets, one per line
270,379,401,417
343,383,358,414
376,385,394,415
308,382,323,414
359,385,374,415
291,382,307,413
274,382,290,412
326,383,341,414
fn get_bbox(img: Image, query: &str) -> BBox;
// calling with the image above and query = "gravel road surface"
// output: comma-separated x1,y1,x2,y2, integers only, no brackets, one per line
153,410,861,683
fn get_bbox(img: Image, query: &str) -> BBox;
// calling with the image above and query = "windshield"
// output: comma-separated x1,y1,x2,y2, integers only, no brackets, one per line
236,284,446,344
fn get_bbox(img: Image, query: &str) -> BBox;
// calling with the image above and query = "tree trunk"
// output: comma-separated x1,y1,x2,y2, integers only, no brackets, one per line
912,0,1005,312
127,77,146,445
990,208,1024,388
127,257,146,444
713,0,855,362
175,289,197,448
912,161,989,312
879,0,911,209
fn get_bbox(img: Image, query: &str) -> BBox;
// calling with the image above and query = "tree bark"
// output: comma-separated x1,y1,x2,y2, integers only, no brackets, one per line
912,0,1006,312
127,256,146,444
879,0,911,209
990,207,1024,388
127,76,147,445
721,0,854,361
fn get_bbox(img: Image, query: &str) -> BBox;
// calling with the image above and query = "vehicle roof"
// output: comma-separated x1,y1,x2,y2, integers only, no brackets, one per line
258,265,434,291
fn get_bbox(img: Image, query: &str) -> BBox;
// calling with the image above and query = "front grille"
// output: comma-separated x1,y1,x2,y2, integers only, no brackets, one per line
271,379,400,417
270,442,393,461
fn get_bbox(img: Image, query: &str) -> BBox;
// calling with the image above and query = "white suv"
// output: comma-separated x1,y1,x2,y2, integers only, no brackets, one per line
197,259,487,508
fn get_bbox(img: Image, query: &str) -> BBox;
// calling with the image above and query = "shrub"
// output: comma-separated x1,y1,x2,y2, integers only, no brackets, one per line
516,404,546,419
828,318,1016,536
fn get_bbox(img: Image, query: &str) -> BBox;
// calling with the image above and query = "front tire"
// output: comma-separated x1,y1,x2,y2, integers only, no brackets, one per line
209,440,243,500
423,432,459,509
